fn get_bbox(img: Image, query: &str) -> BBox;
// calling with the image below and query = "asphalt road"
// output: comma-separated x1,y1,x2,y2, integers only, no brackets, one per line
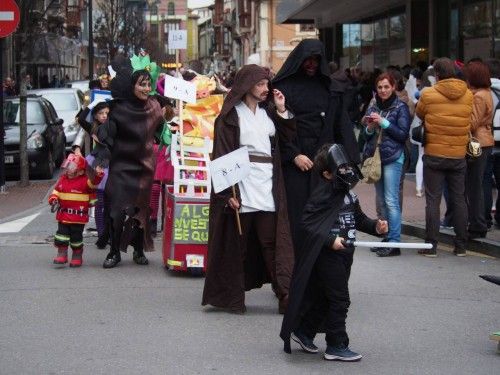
0,206,499,374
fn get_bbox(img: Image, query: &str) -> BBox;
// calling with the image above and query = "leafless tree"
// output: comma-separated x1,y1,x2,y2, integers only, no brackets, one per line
94,0,125,62
94,0,148,63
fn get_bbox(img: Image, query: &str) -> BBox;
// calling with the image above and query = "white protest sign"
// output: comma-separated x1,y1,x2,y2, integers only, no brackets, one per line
168,30,187,50
210,147,251,193
163,74,197,104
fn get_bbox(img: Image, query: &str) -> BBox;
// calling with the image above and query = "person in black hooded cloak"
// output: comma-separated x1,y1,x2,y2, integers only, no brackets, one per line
280,143,387,361
272,39,359,251
97,57,164,268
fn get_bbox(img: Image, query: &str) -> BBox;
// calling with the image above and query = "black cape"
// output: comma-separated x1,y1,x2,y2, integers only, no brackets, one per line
279,178,379,353
272,39,359,249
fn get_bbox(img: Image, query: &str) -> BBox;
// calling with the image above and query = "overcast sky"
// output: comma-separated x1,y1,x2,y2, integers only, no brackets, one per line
188,0,214,8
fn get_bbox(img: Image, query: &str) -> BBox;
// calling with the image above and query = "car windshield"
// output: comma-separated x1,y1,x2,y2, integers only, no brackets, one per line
3,100,45,125
40,92,78,111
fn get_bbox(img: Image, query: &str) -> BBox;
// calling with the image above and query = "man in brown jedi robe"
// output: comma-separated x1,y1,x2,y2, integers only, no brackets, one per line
202,64,296,314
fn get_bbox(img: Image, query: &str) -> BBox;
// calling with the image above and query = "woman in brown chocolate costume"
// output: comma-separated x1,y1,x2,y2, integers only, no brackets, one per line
99,63,164,269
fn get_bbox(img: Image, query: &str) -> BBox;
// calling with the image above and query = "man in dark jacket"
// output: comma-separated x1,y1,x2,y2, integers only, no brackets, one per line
202,64,295,314
280,143,387,361
273,39,358,251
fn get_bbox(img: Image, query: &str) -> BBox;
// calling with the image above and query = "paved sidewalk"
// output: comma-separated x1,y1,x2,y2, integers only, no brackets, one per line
354,175,500,257
0,179,56,221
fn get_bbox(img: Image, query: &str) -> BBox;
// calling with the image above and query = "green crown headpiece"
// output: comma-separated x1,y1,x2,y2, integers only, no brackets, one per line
130,53,160,95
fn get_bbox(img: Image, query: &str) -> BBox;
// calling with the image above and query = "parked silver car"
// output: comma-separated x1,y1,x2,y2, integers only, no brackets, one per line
28,88,86,150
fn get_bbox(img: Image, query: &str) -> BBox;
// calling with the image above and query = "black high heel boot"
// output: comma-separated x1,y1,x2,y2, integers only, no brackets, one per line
132,226,148,265
103,217,121,268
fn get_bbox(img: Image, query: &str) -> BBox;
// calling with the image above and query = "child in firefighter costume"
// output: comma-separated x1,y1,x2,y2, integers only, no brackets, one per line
49,154,104,267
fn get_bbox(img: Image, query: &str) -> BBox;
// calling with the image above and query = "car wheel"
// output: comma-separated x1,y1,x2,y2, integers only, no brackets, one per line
39,150,55,179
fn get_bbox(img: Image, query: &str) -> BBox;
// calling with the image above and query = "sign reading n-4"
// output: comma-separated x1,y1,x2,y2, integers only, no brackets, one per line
163,75,196,104
168,30,187,50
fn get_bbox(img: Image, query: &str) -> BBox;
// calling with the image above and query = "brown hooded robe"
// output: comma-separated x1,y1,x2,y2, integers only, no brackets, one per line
202,65,295,313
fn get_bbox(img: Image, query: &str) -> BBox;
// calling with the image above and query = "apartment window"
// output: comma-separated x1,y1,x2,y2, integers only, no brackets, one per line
342,24,361,67
168,2,175,16
389,14,406,49
463,0,492,60
374,18,389,68
463,0,492,38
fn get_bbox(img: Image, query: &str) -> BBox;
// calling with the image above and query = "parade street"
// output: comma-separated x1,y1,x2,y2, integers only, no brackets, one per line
0,204,498,375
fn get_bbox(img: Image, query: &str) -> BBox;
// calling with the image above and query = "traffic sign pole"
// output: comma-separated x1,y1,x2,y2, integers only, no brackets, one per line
1,37,5,193
0,0,21,191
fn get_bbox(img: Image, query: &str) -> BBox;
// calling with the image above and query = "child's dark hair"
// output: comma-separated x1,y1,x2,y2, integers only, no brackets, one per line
314,143,333,175
92,101,109,119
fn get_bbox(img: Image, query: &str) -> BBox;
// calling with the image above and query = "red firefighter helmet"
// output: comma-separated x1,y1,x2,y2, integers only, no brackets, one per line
61,153,87,172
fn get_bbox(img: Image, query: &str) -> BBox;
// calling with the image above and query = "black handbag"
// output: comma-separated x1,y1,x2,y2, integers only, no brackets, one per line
411,124,425,145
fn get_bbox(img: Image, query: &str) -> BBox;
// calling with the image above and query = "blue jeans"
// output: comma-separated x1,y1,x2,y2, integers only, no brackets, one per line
375,160,403,242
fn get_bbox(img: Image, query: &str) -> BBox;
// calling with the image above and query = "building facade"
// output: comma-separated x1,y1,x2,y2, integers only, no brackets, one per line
278,0,500,70
145,0,188,66
198,0,318,74
256,0,317,73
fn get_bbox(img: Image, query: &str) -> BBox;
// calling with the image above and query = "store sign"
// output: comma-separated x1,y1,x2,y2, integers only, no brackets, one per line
173,203,209,244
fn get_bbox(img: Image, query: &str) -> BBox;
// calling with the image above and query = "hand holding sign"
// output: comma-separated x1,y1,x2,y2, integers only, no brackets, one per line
209,147,251,235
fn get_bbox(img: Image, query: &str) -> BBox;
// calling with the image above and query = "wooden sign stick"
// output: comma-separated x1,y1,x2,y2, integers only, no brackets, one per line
176,49,185,166
231,185,242,235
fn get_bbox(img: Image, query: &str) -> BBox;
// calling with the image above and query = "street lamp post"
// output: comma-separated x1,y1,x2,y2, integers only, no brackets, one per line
88,0,94,79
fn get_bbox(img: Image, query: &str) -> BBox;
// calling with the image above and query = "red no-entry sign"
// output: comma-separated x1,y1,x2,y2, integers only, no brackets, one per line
0,0,20,39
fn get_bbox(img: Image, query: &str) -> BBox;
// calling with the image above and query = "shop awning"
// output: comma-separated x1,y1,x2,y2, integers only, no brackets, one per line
277,0,405,26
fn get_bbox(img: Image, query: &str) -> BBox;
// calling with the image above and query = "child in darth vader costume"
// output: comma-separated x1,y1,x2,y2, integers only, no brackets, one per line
280,144,388,361
97,56,165,268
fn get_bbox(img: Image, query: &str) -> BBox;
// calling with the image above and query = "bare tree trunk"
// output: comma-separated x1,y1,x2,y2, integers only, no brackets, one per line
19,67,29,186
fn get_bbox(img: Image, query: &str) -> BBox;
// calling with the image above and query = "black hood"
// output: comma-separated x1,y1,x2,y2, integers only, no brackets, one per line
272,39,330,85
109,55,134,101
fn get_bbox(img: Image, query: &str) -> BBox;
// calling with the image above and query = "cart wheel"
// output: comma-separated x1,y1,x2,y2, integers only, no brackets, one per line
188,267,204,277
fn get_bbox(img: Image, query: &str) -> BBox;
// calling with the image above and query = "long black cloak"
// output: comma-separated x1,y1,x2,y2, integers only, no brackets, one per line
272,40,359,250
279,179,379,353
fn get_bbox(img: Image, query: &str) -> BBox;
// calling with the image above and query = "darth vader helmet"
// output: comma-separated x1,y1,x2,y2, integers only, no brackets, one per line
327,144,362,190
